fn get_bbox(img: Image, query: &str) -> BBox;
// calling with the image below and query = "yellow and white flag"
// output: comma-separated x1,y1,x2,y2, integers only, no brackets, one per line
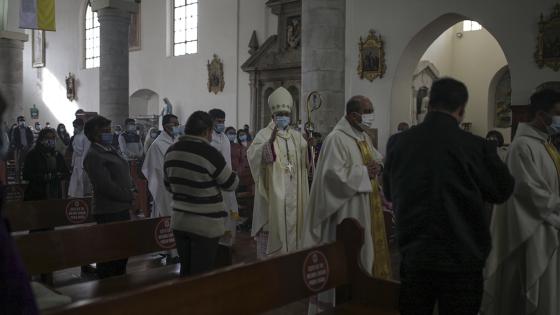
19,0,56,31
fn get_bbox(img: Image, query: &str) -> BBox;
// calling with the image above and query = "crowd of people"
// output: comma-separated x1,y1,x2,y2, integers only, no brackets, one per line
2,78,560,314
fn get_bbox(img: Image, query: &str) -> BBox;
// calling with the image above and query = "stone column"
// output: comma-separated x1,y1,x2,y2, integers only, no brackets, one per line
92,0,137,126
0,31,28,123
301,0,346,135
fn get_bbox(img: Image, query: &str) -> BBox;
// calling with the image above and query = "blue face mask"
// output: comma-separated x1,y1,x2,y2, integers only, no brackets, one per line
550,116,560,135
172,126,182,137
275,116,291,129
43,139,56,149
239,135,248,142
214,123,225,134
101,133,113,145
227,133,236,142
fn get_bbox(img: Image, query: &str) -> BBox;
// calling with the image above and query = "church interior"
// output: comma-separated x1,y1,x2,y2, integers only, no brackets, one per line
1,0,560,314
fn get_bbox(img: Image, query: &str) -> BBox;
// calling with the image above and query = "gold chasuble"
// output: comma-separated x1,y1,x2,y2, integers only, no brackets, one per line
545,142,560,183
356,140,392,280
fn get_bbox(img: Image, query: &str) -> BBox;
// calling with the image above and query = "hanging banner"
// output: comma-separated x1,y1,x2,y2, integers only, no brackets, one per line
19,0,56,31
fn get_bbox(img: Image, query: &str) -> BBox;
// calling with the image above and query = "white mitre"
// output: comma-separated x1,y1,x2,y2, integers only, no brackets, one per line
268,87,293,114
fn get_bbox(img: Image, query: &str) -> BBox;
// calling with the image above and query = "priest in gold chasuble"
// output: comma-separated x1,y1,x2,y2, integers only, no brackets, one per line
304,95,392,313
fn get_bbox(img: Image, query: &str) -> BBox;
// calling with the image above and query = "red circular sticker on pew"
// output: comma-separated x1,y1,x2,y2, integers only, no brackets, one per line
65,199,89,224
154,217,176,249
302,250,330,292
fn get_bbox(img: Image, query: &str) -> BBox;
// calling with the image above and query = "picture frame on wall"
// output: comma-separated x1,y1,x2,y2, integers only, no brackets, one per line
32,30,45,68
129,5,141,51
535,4,560,71
357,30,386,82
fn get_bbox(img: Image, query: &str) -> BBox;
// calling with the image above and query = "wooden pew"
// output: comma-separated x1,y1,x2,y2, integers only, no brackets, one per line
4,198,93,232
15,217,176,276
45,219,400,315
4,183,27,202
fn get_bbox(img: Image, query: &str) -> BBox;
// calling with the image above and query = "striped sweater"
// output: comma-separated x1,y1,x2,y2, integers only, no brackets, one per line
164,135,239,237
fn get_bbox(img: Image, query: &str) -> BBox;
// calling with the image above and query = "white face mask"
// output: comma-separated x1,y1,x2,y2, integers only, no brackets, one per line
361,113,375,129
548,115,560,135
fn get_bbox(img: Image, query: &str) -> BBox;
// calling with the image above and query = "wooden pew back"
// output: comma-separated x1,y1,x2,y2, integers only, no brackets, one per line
45,219,399,315
16,217,175,275
4,198,93,232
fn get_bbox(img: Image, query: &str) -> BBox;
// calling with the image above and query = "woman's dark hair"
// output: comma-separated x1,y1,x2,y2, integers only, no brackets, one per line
57,123,66,132
84,116,112,143
37,128,56,143
486,130,505,147
529,89,560,118
185,111,213,136
236,129,247,143
225,126,236,134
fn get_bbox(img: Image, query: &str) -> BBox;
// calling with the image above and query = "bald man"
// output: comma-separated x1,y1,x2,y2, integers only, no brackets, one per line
304,96,392,312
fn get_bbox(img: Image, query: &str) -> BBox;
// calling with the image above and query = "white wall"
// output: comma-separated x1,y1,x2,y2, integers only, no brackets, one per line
421,28,454,76
346,0,559,153
419,23,508,137
6,0,273,130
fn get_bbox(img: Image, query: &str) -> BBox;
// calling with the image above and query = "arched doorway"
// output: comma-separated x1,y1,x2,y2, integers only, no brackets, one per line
391,14,511,138
130,89,160,117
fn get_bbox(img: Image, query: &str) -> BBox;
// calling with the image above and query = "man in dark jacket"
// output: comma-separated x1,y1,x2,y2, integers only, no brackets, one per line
383,78,514,315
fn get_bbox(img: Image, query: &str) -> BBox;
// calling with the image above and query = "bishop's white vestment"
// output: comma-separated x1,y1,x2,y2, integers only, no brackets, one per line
248,121,309,256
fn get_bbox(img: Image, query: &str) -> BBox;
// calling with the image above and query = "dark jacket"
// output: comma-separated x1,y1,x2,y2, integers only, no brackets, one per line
84,143,134,215
383,111,514,272
22,143,69,201
0,185,39,315
10,126,34,149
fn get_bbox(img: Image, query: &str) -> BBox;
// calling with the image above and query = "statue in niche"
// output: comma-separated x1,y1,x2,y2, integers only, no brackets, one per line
286,16,301,49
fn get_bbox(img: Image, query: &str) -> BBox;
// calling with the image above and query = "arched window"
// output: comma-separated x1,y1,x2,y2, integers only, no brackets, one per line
84,1,100,69
173,0,198,56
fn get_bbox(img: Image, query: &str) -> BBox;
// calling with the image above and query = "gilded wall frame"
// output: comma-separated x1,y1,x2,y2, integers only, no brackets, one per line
357,30,386,81
535,4,560,71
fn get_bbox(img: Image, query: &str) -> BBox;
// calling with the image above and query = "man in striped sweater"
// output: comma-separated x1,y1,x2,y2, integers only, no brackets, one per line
164,111,239,276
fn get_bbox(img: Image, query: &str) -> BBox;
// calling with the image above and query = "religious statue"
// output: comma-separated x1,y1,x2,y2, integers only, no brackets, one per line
161,97,173,116
65,73,76,102
287,17,301,49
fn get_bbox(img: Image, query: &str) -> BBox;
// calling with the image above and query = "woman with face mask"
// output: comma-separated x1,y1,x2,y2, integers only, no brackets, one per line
83,116,135,279
225,127,237,144
22,129,69,200
55,123,71,158
230,129,254,194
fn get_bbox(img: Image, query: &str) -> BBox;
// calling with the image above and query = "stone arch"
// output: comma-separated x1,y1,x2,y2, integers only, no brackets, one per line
390,13,511,131
129,89,160,118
